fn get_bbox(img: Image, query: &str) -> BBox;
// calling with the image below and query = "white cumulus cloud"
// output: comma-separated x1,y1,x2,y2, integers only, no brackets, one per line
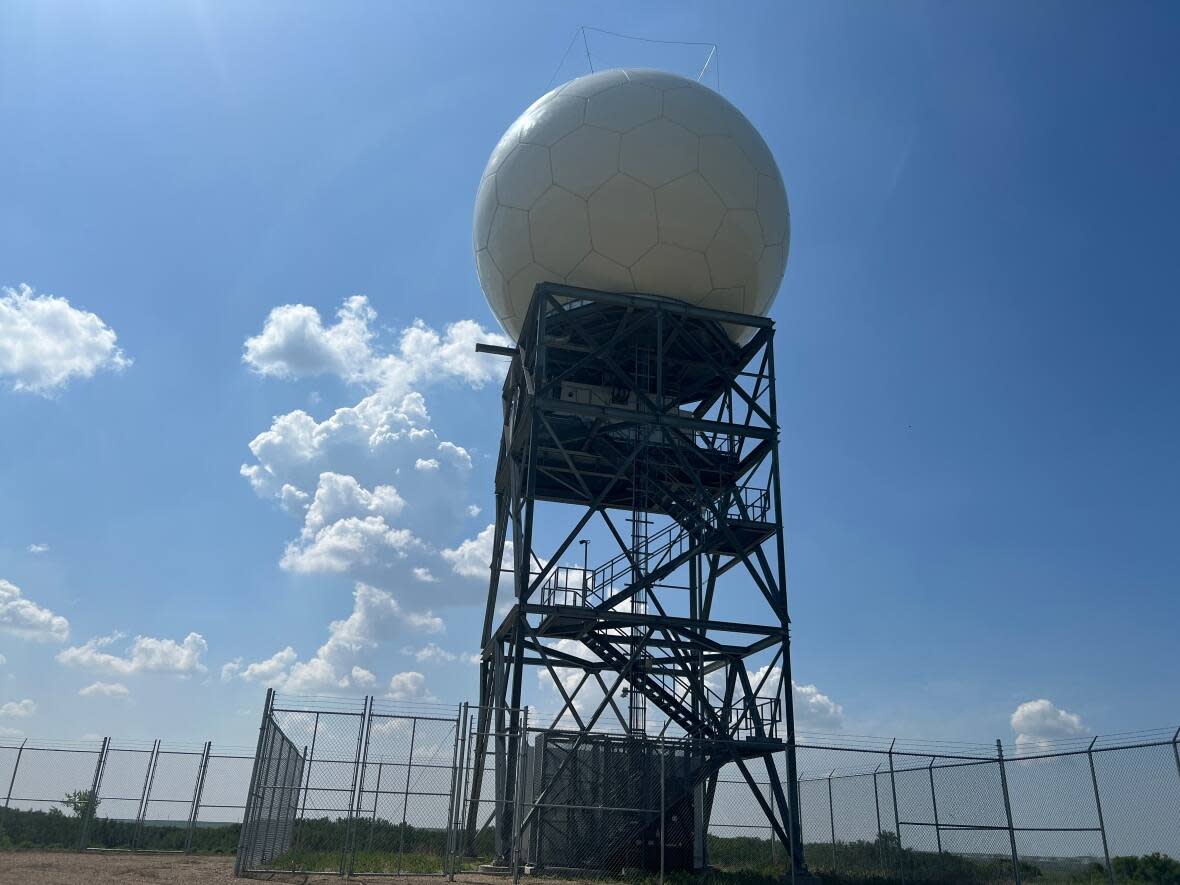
278,472,419,575
0,579,70,643
78,682,130,698
0,284,131,395
442,524,499,579
240,298,510,606
748,665,845,730
351,666,377,688
57,632,208,676
26,544,49,555
280,515,419,574
1010,699,1088,748
243,296,378,382
403,642,457,663
386,671,433,702
225,583,442,694
0,699,36,718
243,296,508,392
792,681,844,730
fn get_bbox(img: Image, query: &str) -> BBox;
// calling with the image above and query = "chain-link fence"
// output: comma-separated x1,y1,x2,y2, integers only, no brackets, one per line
793,728,1180,883
4,699,1177,884
237,696,1180,884
0,736,252,854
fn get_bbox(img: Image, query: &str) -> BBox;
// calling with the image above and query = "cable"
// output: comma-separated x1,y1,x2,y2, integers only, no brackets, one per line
546,28,583,90
545,25,720,92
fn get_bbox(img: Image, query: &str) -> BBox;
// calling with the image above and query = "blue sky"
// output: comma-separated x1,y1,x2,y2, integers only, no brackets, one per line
0,1,1176,749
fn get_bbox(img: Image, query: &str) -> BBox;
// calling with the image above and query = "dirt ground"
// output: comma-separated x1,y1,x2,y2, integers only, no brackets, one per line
0,852,525,885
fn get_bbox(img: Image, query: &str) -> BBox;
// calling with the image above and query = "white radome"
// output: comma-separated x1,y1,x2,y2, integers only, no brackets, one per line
473,68,790,341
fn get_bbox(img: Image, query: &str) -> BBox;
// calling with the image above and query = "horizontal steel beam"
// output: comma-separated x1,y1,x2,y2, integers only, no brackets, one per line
523,604,783,637
535,396,775,441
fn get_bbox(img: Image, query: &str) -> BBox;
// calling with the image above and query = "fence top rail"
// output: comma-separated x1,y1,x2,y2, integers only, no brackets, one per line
796,730,1180,781
366,711,459,724
0,741,102,753
796,723,1178,759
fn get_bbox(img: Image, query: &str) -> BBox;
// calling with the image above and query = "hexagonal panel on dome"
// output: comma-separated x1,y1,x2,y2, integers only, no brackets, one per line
569,250,634,293
517,85,562,121
517,94,587,148
706,209,764,290
507,263,555,319
497,142,552,210
488,206,533,280
585,82,662,132
725,106,778,177
663,86,732,136
700,135,757,209
559,69,629,98
631,243,711,301
755,244,786,310
475,248,506,316
655,172,725,252
473,175,497,250
530,186,591,277
551,125,620,198
624,69,697,92
756,174,789,246
483,130,519,178
709,287,747,315
587,174,659,268
620,118,698,188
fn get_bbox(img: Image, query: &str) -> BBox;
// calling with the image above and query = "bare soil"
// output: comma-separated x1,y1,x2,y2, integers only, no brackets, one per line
0,853,526,885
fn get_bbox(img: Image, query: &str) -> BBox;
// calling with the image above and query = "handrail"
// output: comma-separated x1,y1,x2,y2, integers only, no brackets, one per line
541,484,772,609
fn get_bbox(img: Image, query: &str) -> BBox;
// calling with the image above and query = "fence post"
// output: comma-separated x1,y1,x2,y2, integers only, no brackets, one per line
1086,737,1115,885
511,707,530,885
872,763,883,871
132,739,161,852
184,740,211,854
395,716,418,875
887,739,905,884
1,737,27,843
995,739,1022,885
77,736,109,851
449,702,470,879
284,743,306,873
235,687,274,875
828,770,837,872
659,735,668,885
344,695,374,876
793,772,800,885
366,761,384,854
444,703,465,877
1172,726,1180,788
293,710,320,855
928,756,942,854
3,738,26,811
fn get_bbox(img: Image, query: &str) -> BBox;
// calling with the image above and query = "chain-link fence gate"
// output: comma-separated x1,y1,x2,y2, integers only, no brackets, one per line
236,691,469,878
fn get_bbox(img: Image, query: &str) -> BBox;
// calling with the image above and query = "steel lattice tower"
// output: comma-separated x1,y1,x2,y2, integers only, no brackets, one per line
466,283,809,876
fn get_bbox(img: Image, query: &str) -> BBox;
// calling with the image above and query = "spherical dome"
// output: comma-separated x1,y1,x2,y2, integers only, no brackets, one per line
473,68,790,341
